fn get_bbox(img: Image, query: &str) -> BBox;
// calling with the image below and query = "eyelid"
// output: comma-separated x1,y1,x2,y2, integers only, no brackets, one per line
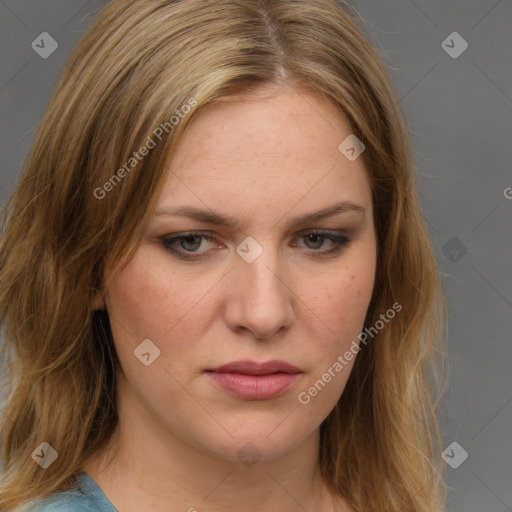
162,228,348,242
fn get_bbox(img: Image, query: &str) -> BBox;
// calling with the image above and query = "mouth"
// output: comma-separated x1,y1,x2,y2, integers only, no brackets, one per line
204,359,302,400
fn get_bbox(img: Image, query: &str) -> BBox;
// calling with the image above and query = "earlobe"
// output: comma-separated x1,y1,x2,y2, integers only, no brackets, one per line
92,290,106,310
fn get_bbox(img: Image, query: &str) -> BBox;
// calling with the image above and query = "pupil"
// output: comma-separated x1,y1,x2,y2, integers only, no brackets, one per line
307,234,323,249
183,236,201,251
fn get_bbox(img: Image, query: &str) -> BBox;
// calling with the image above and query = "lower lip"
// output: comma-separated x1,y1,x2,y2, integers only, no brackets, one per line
205,372,301,400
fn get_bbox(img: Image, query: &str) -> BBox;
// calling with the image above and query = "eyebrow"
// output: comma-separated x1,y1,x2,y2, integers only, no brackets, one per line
154,201,365,230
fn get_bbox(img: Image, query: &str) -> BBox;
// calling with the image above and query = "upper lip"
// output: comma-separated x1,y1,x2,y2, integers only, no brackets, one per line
207,359,302,375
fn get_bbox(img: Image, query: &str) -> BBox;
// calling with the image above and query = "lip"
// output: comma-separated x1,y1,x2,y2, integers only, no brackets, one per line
208,359,302,375
205,359,302,400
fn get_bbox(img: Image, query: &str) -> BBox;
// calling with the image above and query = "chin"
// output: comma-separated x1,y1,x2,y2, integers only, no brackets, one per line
190,422,310,465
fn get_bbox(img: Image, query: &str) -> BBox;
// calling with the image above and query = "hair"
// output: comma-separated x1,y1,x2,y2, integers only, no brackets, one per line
0,0,448,510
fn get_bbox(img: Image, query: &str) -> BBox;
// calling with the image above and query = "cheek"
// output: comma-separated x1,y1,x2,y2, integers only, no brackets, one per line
305,258,375,345
106,258,190,386
107,247,199,333
104,251,221,408
295,259,375,413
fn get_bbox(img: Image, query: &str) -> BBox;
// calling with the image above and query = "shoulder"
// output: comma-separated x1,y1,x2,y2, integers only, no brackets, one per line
16,492,102,511
14,473,114,512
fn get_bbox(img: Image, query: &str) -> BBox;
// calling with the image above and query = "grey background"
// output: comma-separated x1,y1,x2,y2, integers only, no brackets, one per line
1,1,511,511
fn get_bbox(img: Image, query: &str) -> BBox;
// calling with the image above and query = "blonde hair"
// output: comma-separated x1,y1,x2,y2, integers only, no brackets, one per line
0,0,447,510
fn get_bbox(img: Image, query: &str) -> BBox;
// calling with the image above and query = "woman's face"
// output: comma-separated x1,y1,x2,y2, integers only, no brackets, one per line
104,85,377,463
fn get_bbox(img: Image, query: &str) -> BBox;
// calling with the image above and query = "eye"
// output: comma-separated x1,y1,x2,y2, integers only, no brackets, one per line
160,230,350,261
291,230,350,257
161,231,218,260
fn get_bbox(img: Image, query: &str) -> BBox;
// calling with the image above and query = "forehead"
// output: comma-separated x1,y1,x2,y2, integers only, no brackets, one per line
157,87,372,223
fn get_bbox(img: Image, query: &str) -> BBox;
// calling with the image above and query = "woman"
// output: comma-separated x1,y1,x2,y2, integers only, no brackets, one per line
0,0,447,510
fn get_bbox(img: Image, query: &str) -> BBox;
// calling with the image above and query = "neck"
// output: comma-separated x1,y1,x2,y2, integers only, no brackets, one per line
81,372,345,512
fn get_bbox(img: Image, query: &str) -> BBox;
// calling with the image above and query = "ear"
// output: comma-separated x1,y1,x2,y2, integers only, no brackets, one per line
92,290,106,310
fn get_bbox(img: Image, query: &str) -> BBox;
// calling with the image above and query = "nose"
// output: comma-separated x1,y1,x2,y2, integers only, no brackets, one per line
223,244,296,339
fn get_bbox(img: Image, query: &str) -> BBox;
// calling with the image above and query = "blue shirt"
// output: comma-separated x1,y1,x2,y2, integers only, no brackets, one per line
18,472,117,511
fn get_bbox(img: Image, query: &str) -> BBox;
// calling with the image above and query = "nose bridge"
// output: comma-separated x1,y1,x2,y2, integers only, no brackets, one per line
226,236,295,338
242,245,283,298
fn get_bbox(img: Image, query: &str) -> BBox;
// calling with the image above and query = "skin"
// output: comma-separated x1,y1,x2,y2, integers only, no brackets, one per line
84,85,377,512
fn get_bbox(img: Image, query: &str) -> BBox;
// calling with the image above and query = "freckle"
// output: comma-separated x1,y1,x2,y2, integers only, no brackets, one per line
350,275,355,280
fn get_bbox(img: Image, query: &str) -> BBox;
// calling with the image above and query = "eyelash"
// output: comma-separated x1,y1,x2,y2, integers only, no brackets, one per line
160,230,350,261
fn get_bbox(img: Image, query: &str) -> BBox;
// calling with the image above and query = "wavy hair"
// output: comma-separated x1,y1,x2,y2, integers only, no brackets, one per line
0,0,447,510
